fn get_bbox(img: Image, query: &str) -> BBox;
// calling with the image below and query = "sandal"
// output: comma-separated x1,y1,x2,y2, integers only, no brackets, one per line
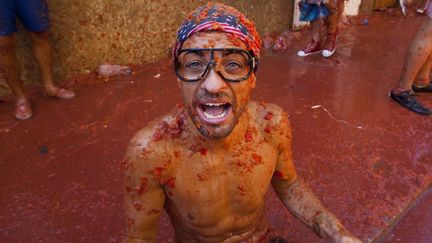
15,99,33,120
45,87,76,99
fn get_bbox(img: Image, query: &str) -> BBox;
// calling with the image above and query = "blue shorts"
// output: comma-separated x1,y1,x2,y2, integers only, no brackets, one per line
0,0,50,36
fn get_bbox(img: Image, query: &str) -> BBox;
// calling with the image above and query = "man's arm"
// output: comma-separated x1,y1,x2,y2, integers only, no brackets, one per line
123,130,165,243
270,111,361,243
273,178,361,243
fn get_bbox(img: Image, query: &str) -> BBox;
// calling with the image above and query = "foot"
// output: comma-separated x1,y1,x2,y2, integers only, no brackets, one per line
412,83,432,93
297,40,322,57
44,87,76,99
322,31,338,58
15,99,33,120
389,90,432,115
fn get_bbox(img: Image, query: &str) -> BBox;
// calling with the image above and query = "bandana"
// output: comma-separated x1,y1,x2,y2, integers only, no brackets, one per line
173,3,261,59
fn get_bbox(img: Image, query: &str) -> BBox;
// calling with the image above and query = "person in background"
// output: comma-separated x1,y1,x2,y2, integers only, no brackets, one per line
297,0,345,58
389,1,432,115
0,0,75,120
417,0,431,14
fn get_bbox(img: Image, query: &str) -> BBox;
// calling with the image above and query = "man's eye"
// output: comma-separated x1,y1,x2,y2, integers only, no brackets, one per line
225,61,242,69
186,61,204,69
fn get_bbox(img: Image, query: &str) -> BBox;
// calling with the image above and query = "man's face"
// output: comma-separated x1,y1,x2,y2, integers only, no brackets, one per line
178,32,256,139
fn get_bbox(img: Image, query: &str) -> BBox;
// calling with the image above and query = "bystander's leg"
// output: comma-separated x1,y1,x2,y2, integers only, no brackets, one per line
0,34,33,120
28,30,75,99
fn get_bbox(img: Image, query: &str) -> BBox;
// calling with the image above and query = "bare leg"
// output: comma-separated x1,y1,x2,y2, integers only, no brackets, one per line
0,34,33,120
389,18,432,115
337,0,345,19
322,0,344,57
413,53,432,86
311,18,323,43
28,30,75,99
324,0,344,34
393,18,432,92
28,31,55,92
0,35,26,99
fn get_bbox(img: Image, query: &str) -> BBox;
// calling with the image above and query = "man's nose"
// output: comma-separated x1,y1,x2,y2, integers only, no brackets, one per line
201,68,228,94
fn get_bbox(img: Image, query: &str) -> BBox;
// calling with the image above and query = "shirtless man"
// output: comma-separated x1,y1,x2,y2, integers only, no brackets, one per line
124,3,361,242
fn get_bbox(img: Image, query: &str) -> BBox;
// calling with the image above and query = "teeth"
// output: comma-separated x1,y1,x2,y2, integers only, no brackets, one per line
203,110,227,119
205,103,225,107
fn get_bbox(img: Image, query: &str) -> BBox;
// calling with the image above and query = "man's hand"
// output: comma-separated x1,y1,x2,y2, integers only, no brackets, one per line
333,232,362,243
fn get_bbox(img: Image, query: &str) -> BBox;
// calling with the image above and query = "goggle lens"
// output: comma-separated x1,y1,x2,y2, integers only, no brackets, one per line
175,48,256,82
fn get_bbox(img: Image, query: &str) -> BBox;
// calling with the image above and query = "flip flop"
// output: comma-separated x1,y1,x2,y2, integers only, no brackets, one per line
45,88,76,99
15,99,33,120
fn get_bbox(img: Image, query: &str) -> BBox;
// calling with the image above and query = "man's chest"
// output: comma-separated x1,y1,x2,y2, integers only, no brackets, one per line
165,142,278,213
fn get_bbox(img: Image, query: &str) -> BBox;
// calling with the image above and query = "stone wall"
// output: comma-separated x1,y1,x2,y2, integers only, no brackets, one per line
0,0,293,93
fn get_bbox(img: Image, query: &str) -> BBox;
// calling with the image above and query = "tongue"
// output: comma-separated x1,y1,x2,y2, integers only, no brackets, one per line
203,105,225,116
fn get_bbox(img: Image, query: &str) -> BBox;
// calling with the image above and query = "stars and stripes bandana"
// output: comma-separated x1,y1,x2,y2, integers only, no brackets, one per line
173,3,262,59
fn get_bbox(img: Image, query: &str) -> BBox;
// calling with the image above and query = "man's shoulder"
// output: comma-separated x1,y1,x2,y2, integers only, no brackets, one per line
249,101,290,125
247,101,291,146
127,107,187,161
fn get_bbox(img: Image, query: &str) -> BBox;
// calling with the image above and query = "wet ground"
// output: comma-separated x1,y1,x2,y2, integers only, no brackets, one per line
0,11,431,243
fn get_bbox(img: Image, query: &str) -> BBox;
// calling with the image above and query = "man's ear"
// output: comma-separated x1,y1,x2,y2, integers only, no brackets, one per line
250,74,256,89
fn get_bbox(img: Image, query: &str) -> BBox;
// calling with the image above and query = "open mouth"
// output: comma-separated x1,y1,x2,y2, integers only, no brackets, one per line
197,102,232,124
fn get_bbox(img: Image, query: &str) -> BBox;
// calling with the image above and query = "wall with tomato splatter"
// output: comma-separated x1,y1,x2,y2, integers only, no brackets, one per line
0,0,293,94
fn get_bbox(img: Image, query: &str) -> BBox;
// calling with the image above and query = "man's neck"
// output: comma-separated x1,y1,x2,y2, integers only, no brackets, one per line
186,107,251,149
214,108,250,147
